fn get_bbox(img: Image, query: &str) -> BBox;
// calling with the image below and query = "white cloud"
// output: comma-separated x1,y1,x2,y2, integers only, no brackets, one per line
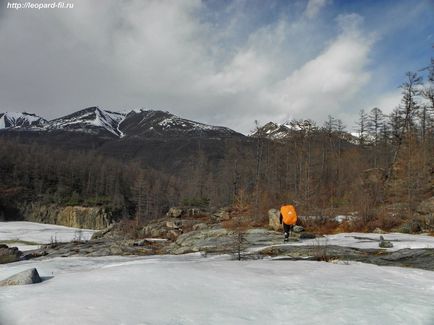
0,0,381,133
304,0,329,19
257,14,375,126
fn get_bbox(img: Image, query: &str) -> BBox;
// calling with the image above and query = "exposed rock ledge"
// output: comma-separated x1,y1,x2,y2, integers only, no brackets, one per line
11,227,434,271
21,204,110,230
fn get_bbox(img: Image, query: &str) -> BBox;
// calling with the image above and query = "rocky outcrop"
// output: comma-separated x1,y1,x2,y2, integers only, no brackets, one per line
22,204,111,229
166,207,184,218
268,209,281,231
256,245,434,271
379,236,393,248
0,244,22,264
0,268,41,286
168,227,232,254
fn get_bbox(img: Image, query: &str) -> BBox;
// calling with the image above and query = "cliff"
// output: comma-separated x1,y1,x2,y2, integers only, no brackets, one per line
21,204,111,230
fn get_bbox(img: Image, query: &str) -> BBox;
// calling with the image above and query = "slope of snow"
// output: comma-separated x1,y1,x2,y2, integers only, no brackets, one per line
1,254,434,324
0,222,95,251
120,109,241,137
0,112,47,129
47,107,122,136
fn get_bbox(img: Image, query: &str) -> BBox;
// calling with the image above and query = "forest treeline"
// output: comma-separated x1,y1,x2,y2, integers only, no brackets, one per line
0,55,433,226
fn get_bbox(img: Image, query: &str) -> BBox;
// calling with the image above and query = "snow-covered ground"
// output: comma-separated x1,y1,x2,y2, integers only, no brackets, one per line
0,222,95,251
1,254,434,325
294,232,434,251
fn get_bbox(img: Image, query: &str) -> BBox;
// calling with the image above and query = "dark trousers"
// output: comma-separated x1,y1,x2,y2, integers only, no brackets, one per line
283,223,293,238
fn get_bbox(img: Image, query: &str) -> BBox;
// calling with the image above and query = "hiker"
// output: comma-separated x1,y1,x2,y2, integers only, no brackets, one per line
280,203,298,242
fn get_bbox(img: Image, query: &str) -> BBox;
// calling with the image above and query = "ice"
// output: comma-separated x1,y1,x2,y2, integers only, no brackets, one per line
0,255,434,324
0,222,95,251
292,232,434,251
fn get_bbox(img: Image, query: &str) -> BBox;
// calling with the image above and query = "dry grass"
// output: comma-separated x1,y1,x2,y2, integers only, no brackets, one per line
117,218,142,239
299,217,340,234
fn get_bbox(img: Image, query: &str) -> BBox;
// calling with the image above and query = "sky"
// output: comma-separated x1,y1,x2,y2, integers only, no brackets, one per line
0,0,433,134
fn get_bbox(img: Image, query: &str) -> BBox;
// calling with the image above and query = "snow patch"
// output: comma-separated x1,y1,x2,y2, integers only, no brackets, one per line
0,221,95,251
0,255,433,324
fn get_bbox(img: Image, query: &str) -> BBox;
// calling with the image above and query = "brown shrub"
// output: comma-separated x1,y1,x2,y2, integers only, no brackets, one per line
117,218,142,239
301,217,340,234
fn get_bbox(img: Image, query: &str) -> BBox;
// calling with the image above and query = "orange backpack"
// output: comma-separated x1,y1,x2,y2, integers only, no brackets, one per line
280,205,297,225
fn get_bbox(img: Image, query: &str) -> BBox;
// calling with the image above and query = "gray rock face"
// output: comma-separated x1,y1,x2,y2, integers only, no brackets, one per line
22,204,110,230
268,209,281,231
0,268,42,286
256,245,434,271
0,244,22,264
169,228,233,254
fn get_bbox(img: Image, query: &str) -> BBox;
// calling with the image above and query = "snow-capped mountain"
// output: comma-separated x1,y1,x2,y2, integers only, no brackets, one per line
46,107,126,137
251,120,317,140
0,107,242,138
119,109,242,138
0,112,47,129
251,122,292,139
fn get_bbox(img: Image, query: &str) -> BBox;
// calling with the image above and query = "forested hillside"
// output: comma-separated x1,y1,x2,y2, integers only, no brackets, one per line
0,58,433,229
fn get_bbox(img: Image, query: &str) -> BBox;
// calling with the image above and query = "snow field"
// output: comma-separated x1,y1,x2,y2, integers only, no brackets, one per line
0,254,434,324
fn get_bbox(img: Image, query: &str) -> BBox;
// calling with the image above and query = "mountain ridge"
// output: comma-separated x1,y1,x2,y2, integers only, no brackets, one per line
0,107,243,139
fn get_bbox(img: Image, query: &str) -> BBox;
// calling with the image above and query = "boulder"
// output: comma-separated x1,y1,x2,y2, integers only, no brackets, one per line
373,227,386,234
166,207,184,218
379,236,393,248
0,268,42,286
0,244,22,264
268,209,281,231
293,225,304,233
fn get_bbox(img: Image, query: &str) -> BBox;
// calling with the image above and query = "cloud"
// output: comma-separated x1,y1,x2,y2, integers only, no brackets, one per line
304,0,329,19
0,0,395,134
258,14,375,125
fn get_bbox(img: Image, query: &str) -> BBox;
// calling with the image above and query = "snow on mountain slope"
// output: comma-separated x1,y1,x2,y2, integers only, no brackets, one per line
119,109,243,138
0,107,243,138
251,120,316,140
47,107,123,137
0,112,47,129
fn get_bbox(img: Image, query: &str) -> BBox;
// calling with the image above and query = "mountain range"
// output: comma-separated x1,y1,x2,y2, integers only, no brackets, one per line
0,107,243,139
